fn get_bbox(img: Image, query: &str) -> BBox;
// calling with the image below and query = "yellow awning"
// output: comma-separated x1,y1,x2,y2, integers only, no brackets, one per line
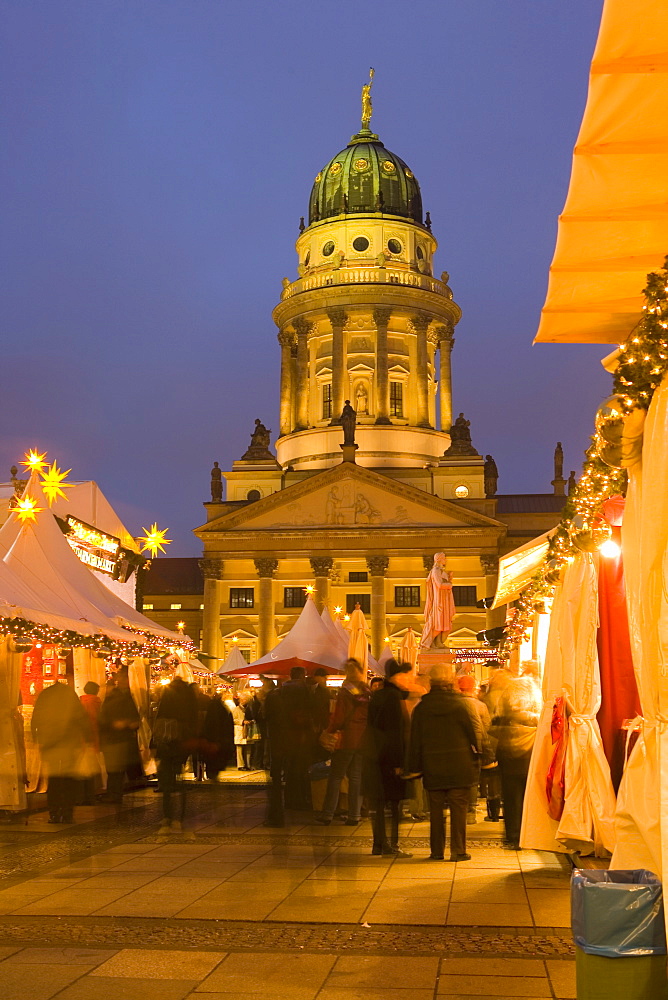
492,531,552,609
535,0,668,345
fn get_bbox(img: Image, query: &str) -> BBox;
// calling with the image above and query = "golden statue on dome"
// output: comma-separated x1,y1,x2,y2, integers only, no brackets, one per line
361,67,375,128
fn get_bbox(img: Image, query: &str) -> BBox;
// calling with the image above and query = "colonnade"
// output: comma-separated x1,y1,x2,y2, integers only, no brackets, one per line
277,310,455,436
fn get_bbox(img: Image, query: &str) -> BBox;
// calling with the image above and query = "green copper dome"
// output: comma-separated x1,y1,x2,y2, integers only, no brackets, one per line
308,129,423,227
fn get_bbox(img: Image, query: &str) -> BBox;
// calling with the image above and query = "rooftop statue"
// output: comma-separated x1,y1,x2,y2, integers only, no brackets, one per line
240,419,276,462
361,67,375,129
484,455,498,497
210,461,223,502
443,412,480,457
340,400,357,447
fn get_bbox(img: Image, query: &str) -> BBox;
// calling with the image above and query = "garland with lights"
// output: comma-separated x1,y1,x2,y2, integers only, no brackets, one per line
0,615,195,657
500,257,668,658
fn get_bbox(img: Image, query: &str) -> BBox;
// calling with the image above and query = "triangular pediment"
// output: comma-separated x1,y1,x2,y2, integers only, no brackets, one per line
196,464,504,534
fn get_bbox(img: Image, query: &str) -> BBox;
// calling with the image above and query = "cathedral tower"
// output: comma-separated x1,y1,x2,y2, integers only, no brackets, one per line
272,84,462,472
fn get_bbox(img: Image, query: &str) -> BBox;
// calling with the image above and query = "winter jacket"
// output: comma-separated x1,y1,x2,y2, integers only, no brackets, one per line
365,679,409,800
408,685,482,790
327,679,369,751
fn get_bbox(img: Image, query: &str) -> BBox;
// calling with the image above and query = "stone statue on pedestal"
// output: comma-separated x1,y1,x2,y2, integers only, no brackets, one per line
340,400,357,447
443,413,480,457
484,455,498,497
240,419,275,461
210,461,223,502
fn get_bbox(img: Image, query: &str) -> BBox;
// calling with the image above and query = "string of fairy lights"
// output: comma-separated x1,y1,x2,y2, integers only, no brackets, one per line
501,256,668,657
3,449,193,656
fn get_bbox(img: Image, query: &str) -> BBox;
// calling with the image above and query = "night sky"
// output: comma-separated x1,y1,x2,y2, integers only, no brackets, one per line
1,1,609,555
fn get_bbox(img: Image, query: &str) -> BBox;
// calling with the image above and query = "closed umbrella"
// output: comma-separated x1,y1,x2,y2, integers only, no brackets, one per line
347,603,369,676
399,627,418,671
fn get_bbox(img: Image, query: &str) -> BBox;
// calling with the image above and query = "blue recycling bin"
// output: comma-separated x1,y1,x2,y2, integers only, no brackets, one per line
571,869,668,999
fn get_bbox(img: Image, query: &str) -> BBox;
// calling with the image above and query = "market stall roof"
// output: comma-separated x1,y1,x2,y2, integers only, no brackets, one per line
227,597,347,676
0,472,182,644
534,0,668,345
216,646,249,676
320,606,349,657
491,530,553,609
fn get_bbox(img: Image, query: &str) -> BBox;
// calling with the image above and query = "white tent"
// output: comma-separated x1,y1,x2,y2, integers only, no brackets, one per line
376,644,393,674
216,646,249,676
320,606,350,658
228,596,346,676
0,472,181,643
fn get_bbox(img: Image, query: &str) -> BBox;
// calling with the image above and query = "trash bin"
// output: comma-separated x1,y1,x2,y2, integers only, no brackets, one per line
571,869,668,999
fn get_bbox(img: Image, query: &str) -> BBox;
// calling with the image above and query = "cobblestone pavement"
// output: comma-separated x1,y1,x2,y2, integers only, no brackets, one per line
0,784,578,998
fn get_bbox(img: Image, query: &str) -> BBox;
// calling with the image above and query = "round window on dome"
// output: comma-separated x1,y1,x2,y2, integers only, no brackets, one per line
329,162,342,175
322,241,335,257
382,160,396,174
454,485,469,499
352,236,370,252
387,239,402,255
416,245,424,260
246,489,261,502
353,158,369,172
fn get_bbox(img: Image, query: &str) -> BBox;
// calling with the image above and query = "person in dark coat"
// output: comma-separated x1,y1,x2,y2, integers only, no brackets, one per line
201,693,234,780
365,659,413,857
153,676,198,835
277,667,314,809
32,680,90,823
311,667,332,735
408,663,483,861
98,669,141,805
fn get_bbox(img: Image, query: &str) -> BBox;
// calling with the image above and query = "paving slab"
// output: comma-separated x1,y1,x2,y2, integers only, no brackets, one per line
545,959,577,999
4,948,117,966
55,978,197,1000
328,955,440,989
0,962,88,1000
194,952,336,993
446,901,534,926
91,949,226,979
437,974,551,996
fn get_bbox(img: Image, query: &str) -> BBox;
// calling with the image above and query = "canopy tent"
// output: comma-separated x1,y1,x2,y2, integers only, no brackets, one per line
492,531,553,609
226,596,347,676
49,482,141,553
0,472,182,644
376,644,393,673
320,606,350,659
534,0,668,345
216,646,250,676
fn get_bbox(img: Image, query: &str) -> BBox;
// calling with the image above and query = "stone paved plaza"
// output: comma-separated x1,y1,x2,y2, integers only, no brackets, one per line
0,784,577,999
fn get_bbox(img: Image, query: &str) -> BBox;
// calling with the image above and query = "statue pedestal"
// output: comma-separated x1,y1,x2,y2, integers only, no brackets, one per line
340,443,358,464
416,647,455,677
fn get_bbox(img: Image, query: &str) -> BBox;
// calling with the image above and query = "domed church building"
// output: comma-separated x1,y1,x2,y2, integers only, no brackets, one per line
182,83,566,668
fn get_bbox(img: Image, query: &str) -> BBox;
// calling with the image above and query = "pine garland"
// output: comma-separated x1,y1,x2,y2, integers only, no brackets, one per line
500,256,668,657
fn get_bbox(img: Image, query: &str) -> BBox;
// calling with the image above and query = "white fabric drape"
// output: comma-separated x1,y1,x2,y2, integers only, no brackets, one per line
129,657,155,776
521,555,617,854
0,637,27,812
72,648,106,696
612,374,668,877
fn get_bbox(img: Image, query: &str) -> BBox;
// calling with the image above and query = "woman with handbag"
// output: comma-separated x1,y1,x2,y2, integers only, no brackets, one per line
315,658,369,826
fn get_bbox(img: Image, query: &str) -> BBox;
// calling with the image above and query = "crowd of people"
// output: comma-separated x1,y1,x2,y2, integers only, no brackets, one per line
28,655,543,859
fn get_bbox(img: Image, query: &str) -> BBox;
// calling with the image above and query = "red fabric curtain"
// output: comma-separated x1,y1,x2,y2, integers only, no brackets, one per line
596,497,641,791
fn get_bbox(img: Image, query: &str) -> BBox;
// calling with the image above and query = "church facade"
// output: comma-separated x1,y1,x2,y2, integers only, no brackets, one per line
169,99,566,668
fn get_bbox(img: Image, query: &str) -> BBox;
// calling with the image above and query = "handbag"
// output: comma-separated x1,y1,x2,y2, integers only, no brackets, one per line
318,730,342,753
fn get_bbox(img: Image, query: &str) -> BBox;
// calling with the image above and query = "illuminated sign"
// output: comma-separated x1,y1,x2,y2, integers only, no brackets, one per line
65,515,120,577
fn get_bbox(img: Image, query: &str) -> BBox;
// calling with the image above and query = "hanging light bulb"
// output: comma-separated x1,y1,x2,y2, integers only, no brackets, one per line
599,539,621,558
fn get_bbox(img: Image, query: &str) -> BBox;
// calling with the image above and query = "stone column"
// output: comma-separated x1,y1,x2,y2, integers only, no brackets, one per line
412,313,431,428
328,308,347,423
436,324,455,433
367,555,389,660
294,318,310,431
480,555,505,628
199,557,225,662
310,556,333,611
254,558,278,656
373,306,391,424
278,329,295,436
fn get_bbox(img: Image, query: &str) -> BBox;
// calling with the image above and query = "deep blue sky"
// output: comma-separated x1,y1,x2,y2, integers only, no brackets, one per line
1,1,609,555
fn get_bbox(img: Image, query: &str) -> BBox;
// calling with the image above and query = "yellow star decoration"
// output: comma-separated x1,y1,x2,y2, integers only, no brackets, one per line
14,495,43,523
41,462,74,506
21,449,48,473
139,523,172,558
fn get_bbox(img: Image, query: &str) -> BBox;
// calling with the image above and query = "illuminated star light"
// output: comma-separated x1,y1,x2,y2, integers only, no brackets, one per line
14,495,43,523
41,461,74,506
139,523,172,558
21,449,48,473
